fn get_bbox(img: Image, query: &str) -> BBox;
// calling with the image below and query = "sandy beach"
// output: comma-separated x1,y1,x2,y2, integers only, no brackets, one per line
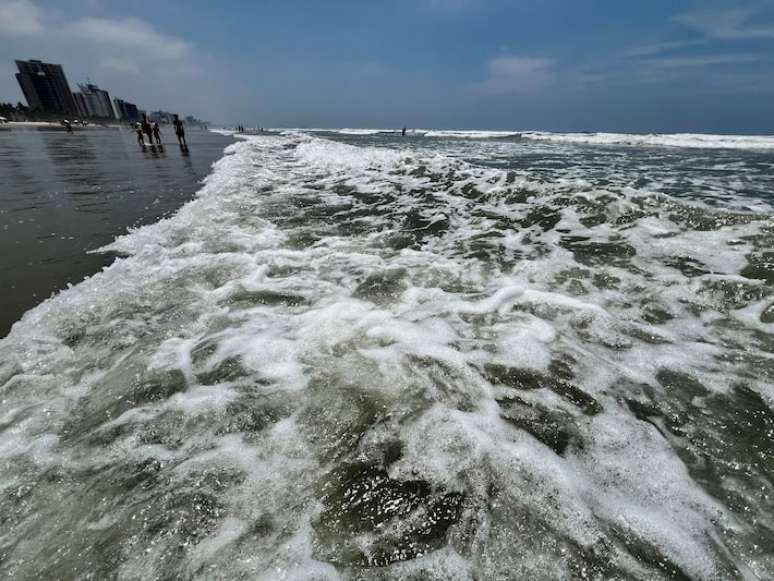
3,120,125,129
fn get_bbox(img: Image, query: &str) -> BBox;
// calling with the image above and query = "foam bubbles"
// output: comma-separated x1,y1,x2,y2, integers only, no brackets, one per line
0,131,771,579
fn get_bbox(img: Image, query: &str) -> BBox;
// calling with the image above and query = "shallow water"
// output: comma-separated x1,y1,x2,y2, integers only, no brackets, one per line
0,127,234,337
0,130,772,580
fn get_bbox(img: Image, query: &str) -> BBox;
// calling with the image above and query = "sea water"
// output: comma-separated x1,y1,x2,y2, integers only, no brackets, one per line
0,130,772,580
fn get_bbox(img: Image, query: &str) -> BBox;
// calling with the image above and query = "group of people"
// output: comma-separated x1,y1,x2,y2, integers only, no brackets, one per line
236,125,269,134
134,113,187,148
60,119,89,133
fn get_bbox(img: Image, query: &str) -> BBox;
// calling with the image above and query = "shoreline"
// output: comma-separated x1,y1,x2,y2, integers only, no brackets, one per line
2,121,196,130
3,120,125,129
0,129,234,338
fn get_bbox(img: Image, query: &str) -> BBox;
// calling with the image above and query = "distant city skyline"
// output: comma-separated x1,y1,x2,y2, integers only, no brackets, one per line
1,0,774,132
13,58,139,121
11,58,205,125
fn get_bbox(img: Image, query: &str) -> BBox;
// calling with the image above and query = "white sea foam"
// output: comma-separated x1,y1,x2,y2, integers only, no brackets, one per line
522,131,774,150
0,131,770,579
424,130,524,140
310,127,774,151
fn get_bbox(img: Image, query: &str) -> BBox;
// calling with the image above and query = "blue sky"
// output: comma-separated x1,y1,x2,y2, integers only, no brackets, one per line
1,0,774,132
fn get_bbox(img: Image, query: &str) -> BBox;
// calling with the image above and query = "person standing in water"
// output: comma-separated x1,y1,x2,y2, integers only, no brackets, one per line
141,114,154,145
173,114,187,148
134,122,145,146
152,122,162,145
402,127,407,137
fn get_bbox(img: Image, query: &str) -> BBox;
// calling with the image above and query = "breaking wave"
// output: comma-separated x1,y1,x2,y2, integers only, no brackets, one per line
317,128,774,151
521,132,774,151
1,132,772,580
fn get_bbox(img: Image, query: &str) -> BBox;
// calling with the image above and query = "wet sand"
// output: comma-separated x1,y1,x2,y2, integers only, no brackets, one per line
0,126,234,337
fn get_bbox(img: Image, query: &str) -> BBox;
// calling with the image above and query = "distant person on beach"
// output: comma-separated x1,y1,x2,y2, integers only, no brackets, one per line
134,122,144,145
152,122,162,145
141,114,153,145
173,114,187,147
402,127,407,137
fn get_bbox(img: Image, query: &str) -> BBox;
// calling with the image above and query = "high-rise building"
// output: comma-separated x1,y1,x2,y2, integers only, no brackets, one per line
185,114,205,126
149,110,174,123
74,83,115,118
72,92,88,118
15,59,79,116
113,98,140,122
113,98,126,120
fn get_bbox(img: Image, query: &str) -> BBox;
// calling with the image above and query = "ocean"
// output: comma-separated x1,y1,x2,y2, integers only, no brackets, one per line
0,129,772,580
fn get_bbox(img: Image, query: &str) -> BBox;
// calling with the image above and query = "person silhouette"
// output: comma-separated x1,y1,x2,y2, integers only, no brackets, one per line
141,114,154,146
135,122,144,146
152,122,162,145
173,114,187,148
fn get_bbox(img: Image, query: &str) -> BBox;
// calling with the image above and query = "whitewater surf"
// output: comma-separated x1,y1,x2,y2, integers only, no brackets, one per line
0,130,772,580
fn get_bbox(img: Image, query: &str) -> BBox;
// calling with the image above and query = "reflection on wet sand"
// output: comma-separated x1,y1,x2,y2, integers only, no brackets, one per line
0,127,234,336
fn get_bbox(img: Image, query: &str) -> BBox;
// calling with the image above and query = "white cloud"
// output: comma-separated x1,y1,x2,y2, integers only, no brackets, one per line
0,0,42,35
623,39,707,58
99,57,141,75
610,10,774,89
674,8,774,40
471,55,554,95
66,17,192,61
576,73,608,85
645,54,764,69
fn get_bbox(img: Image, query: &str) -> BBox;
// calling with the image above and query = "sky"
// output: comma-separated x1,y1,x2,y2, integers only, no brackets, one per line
1,0,774,132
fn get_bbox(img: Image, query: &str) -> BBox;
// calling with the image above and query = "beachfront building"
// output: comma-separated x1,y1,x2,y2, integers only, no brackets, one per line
113,98,140,122
15,59,80,117
149,110,174,124
72,92,89,119
185,114,205,125
73,83,115,119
